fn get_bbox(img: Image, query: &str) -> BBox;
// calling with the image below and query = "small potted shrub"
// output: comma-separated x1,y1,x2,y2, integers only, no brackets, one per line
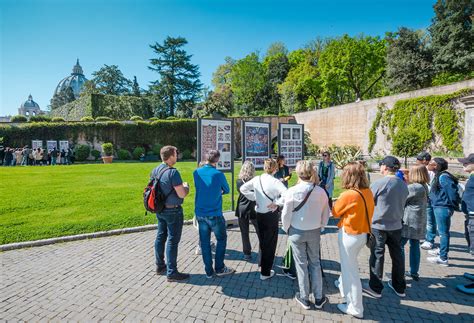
101,142,114,164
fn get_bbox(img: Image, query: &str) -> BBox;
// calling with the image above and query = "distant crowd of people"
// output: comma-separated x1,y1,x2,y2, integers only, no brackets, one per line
148,146,473,318
0,146,74,166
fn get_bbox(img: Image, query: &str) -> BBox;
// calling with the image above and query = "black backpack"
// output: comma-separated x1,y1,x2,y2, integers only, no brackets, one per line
144,167,173,214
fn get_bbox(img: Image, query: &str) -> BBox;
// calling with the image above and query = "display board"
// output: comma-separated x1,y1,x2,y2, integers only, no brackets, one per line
59,141,69,151
197,118,234,172
32,140,43,150
278,123,304,167
47,140,58,151
241,121,271,169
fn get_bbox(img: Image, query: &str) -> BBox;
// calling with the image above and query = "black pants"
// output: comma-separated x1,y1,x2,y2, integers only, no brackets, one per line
238,216,260,256
369,228,406,294
256,211,279,276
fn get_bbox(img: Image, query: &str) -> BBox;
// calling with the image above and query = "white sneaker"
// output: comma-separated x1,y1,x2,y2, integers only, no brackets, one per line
260,270,275,281
421,241,434,250
428,248,440,256
427,256,448,267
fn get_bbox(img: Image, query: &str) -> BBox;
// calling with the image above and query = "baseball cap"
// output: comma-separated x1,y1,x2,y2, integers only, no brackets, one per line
378,156,401,170
416,151,432,161
457,153,474,164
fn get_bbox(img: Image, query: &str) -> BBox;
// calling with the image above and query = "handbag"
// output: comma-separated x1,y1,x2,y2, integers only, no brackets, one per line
351,189,375,249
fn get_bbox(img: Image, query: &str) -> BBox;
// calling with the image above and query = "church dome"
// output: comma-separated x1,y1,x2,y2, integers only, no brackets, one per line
21,94,40,109
53,59,88,98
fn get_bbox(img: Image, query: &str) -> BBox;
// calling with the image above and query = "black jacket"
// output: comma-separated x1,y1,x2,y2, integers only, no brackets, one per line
235,179,256,219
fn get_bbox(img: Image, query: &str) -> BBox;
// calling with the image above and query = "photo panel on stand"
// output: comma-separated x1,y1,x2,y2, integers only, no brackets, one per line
278,123,304,167
198,118,234,172
241,121,271,169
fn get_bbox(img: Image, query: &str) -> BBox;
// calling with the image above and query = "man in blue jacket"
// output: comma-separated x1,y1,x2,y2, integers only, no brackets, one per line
193,150,235,278
456,154,474,295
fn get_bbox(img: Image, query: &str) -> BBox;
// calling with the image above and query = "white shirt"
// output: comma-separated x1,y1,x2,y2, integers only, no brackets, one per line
278,181,330,232
239,173,287,213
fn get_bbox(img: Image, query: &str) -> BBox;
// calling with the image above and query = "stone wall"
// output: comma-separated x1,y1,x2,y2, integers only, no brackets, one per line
294,79,474,154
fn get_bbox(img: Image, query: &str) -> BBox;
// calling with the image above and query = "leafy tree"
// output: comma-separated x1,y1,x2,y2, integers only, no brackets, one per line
212,57,235,89
229,52,266,115
132,76,141,96
265,41,288,58
429,0,474,75
79,80,99,97
50,86,76,109
91,64,132,95
318,35,387,105
194,85,233,118
278,48,323,113
392,130,423,168
149,36,202,117
261,53,290,114
386,28,433,92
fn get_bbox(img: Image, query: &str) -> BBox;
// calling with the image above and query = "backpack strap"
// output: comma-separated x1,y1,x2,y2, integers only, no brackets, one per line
351,189,371,234
293,184,316,212
259,175,274,202
155,166,174,200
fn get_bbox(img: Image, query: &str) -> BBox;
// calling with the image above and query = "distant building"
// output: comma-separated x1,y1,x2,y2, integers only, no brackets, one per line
18,94,44,117
0,116,11,122
53,59,88,99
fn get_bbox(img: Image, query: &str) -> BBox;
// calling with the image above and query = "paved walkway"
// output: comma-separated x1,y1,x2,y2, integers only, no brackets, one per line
1,214,473,322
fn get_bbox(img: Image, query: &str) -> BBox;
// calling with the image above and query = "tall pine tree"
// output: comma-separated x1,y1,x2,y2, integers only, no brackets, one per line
149,36,202,117
132,76,141,96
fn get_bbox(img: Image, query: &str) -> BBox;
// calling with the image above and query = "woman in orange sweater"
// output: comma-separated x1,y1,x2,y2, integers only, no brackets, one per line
332,162,375,319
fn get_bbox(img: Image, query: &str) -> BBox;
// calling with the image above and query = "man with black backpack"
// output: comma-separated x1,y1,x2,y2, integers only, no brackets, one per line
150,145,190,282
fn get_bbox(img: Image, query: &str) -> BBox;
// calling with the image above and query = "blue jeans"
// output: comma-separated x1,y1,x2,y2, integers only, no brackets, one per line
425,205,437,244
433,207,453,261
401,238,420,276
155,207,184,276
196,215,227,276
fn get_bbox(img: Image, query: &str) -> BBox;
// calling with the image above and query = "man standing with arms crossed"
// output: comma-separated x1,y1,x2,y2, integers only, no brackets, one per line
363,156,409,298
151,146,190,282
193,150,235,278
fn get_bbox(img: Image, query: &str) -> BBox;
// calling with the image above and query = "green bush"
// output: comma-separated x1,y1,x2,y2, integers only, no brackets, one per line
29,115,51,122
166,116,178,120
392,130,423,168
10,115,27,123
149,117,159,121
102,143,114,156
130,116,143,121
152,143,164,158
117,148,131,160
91,149,101,160
51,117,66,122
181,149,193,160
80,116,94,122
74,144,91,161
132,146,145,160
146,151,155,156
95,116,113,121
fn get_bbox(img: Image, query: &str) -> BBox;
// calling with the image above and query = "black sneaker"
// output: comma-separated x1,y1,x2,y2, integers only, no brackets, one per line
362,284,382,298
295,293,310,310
405,271,419,281
156,265,167,275
314,296,328,309
167,272,190,282
216,266,236,277
282,270,297,280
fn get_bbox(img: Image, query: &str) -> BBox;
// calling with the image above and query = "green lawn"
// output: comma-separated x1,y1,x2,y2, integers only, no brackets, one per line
0,162,342,244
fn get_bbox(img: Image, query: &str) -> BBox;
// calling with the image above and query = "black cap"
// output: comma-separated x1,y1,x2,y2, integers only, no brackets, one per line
457,153,474,164
416,151,432,161
378,156,401,170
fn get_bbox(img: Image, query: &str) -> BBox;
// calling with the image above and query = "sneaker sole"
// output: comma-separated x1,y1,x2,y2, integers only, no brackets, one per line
295,297,310,310
388,283,405,297
362,288,382,299
314,298,327,309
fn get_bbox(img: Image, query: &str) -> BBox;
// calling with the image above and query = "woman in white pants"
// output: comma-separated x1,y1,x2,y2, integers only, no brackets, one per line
279,160,330,310
332,162,374,319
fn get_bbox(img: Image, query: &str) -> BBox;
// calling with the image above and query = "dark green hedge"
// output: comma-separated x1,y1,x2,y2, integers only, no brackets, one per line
0,120,197,152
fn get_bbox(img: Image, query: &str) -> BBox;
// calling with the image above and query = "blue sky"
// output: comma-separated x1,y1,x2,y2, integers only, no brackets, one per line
0,0,436,116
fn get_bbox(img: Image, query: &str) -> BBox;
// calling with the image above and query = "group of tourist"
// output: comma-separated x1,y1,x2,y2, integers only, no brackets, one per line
149,145,474,319
0,146,73,166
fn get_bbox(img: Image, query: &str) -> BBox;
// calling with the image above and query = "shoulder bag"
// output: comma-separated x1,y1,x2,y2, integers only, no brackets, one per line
351,189,375,249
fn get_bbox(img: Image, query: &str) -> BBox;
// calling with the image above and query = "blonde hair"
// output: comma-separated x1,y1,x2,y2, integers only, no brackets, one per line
310,164,320,184
408,164,430,184
296,160,315,181
341,162,369,189
263,158,278,174
239,161,256,181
